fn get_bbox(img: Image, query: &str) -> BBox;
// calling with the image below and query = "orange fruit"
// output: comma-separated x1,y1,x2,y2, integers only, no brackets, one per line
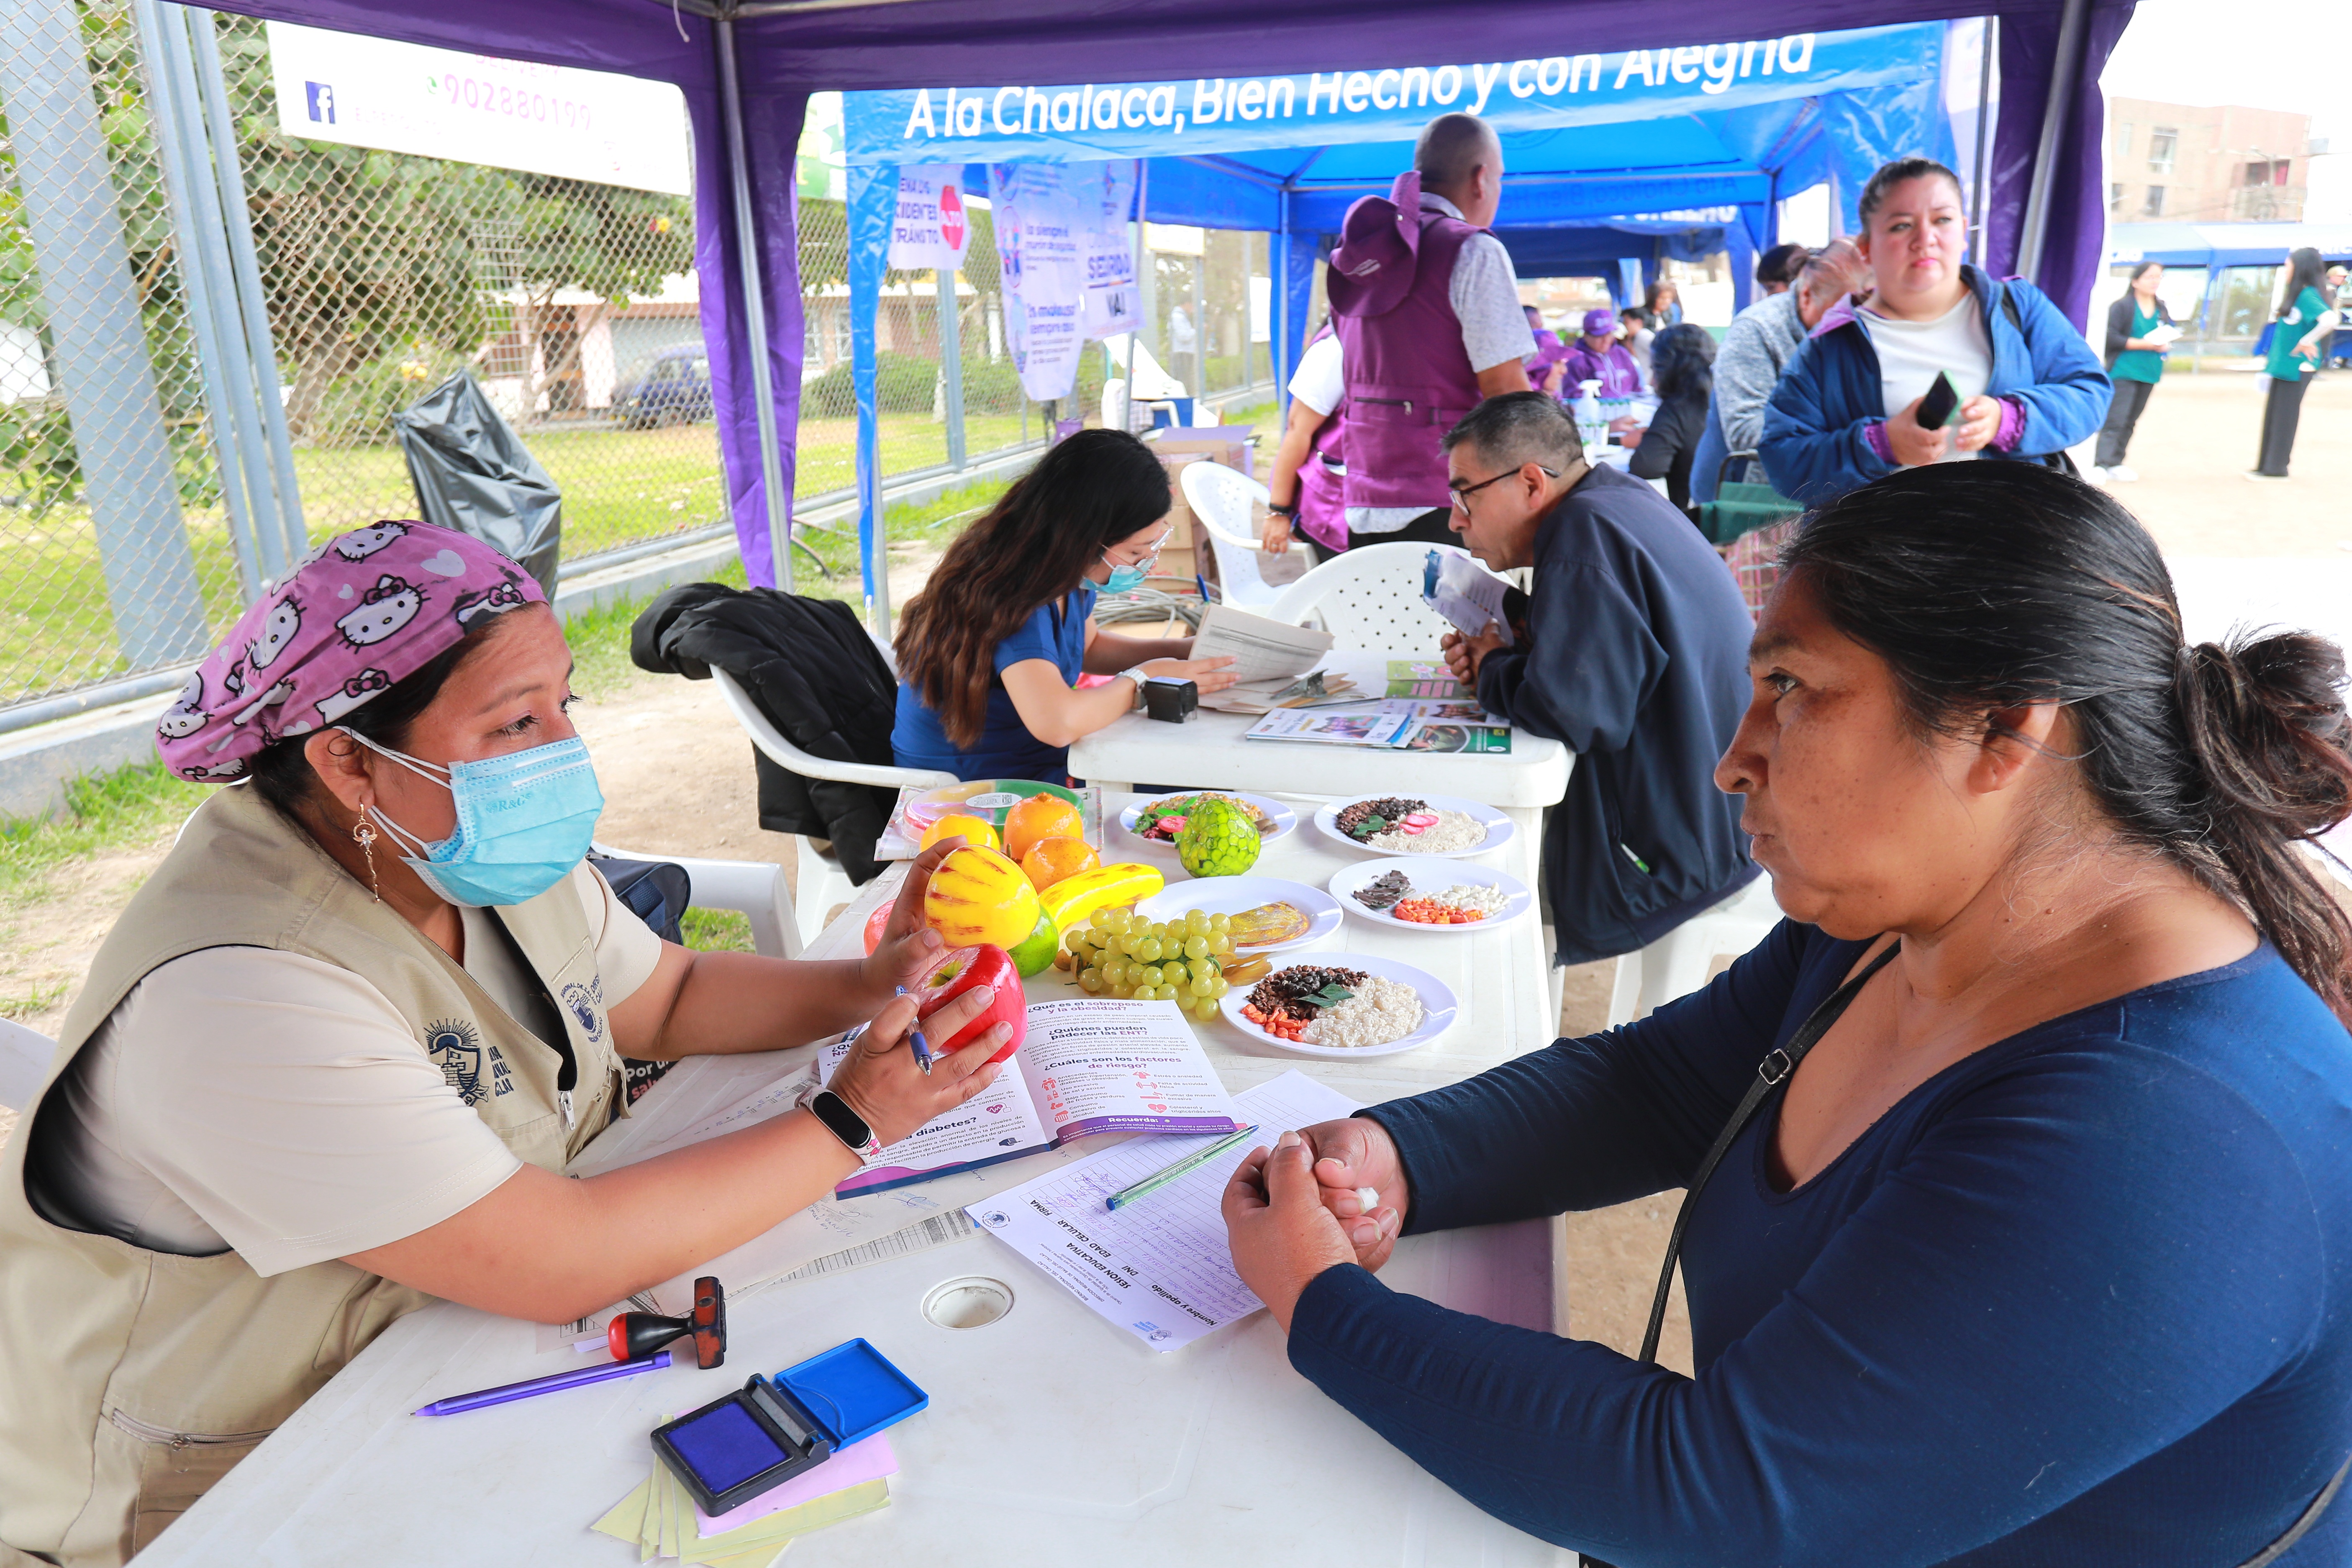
1003,793,1084,863
919,812,1000,855
1020,836,1100,891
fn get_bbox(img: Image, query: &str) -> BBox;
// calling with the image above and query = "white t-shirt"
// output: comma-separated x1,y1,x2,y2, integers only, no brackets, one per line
1858,294,1993,463
1288,331,1345,416
32,863,664,1275
1347,192,1536,534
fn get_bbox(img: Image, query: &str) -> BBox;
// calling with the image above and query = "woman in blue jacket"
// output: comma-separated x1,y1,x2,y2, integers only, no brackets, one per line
1760,158,2111,506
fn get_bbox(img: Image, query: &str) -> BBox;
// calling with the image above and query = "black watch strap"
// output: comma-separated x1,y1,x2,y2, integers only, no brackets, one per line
804,1087,883,1164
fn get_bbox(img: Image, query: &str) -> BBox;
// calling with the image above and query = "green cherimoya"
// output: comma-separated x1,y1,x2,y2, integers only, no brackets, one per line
1175,795,1261,878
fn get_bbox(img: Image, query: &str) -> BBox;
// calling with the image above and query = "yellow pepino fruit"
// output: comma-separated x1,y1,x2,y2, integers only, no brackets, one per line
923,845,1042,949
1035,861,1166,930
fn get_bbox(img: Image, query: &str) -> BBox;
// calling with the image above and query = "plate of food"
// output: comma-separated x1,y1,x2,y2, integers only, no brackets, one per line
1219,953,1457,1059
1311,793,1513,859
1328,858,1534,930
1115,791,1298,858
1132,876,1342,954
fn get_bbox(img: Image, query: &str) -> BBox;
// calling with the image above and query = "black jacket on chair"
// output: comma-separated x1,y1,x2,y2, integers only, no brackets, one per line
631,581,898,882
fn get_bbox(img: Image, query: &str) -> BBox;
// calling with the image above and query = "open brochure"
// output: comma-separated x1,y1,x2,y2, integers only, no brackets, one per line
1385,659,1477,700
820,998,1242,1196
1186,603,1334,683
1423,549,1515,646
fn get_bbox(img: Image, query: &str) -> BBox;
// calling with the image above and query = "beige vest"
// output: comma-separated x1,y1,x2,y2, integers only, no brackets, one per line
0,786,623,1567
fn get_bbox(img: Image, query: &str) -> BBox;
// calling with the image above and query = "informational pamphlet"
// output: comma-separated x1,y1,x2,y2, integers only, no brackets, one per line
1423,548,1515,645
1243,697,1508,751
1385,659,1477,700
1241,706,1416,748
1186,604,1334,683
820,998,1242,1196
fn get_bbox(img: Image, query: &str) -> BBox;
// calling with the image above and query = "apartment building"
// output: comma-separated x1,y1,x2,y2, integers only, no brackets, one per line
2106,98,2315,223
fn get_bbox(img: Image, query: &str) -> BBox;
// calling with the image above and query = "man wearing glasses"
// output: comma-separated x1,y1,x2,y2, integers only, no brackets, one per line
1438,393,1757,969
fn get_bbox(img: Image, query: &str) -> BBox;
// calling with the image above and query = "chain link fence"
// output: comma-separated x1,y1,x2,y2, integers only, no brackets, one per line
0,9,1277,716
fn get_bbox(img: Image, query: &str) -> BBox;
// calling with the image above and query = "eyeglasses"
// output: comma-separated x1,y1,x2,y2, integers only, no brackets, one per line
1449,466,1557,511
1105,524,1172,567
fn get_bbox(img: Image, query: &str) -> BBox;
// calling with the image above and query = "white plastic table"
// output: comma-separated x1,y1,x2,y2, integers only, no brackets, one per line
139,804,1576,1568
1070,651,1571,914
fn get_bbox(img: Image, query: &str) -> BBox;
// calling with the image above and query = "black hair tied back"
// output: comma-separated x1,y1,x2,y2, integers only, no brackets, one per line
1783,463,2352,1019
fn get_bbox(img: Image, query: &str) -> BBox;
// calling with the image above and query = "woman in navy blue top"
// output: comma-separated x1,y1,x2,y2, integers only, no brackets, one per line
1223,462,2352,1565
893,429,1234,783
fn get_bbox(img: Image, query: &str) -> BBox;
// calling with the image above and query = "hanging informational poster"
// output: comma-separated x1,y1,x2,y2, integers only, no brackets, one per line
990,160,1138,401
264,20,689,194
888,164,972,270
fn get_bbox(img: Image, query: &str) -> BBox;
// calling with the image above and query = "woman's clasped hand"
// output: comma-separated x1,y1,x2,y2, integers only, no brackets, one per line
1222,1120,1406,1330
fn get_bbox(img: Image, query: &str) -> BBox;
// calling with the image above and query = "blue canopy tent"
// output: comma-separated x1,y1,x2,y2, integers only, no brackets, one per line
210,0,2135,601
838,25,1959,624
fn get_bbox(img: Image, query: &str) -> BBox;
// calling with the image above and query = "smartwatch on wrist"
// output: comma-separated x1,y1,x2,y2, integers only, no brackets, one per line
1114,667,1155,702
799,1082,884,1165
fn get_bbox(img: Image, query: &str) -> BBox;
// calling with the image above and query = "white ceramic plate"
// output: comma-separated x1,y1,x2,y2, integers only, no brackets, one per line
1311,793,1515,860
1131,876,1343,954
1114,791,1298,875
1327,857,1535,932
1218,952,1458,1059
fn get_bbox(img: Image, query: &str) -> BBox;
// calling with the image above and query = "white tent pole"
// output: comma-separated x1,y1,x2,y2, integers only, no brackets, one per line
2016,0,2087,283
716,15,792,593
1126,160,1145,429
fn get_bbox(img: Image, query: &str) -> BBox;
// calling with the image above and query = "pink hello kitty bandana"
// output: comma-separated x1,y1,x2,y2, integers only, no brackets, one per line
155,520,544,782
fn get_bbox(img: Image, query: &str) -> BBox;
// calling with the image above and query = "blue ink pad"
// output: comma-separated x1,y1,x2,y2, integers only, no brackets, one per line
651,1338,927,1517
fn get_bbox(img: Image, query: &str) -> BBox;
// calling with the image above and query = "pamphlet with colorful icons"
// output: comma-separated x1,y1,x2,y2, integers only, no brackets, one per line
818,998,1241,1195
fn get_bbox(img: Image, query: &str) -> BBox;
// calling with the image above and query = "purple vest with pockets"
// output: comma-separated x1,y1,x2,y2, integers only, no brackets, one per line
1294,324,1349,552
1332,195,1483,513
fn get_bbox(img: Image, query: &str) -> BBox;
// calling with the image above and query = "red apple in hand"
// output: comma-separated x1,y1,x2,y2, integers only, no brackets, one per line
913,943,1026,1065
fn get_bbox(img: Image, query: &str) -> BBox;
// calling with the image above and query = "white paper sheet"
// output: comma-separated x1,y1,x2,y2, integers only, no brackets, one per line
1423,548,1515,645
967,1071,1359,1352
1188,604,1335,683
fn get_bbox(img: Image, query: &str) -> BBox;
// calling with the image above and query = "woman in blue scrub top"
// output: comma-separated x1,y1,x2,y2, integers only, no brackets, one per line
893,429,1237,783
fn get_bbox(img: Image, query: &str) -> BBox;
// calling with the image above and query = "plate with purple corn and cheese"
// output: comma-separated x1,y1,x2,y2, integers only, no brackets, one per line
1310,793,1514,860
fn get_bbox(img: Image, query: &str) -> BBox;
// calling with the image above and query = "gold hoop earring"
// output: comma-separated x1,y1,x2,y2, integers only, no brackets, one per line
352,815,382,903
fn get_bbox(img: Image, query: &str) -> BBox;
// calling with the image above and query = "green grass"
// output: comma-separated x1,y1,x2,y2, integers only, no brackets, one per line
680,906,755,953
0,756,215,905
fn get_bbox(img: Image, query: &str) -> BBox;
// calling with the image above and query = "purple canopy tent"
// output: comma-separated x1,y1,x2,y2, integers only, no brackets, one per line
203,0,2134,590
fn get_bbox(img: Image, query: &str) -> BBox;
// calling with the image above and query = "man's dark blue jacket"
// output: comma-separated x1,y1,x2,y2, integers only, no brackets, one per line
1475,462,1757,965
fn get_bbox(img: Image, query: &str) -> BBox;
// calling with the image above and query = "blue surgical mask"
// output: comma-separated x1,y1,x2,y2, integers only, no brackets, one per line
344,730,604,908
1099,558,1149,594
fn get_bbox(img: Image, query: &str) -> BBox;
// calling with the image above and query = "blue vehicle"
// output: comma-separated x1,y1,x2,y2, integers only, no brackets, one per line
616,345,713,429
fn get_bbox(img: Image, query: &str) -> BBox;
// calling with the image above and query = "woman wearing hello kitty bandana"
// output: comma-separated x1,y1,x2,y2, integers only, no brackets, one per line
0,520,1007,1564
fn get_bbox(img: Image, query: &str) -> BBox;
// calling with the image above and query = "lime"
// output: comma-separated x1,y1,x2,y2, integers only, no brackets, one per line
1009,909,1059,978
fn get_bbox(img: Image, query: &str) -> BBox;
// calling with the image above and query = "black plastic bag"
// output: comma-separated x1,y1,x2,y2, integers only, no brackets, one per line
395,372,563,596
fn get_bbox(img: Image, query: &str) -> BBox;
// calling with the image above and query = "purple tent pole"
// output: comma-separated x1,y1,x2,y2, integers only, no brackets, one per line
715,16,790,593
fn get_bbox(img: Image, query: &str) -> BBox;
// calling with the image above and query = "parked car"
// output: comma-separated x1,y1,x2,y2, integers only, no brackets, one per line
616,346,713,428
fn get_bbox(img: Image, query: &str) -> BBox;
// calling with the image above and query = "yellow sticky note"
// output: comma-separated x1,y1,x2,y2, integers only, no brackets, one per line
680,1480,890,1564
590,1475,651,1545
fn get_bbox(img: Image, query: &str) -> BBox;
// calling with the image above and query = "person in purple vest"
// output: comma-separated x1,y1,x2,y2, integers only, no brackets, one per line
1524,304,1570,395
1326,113,1534,551
1261,321,1349,555
1559,308,1645,400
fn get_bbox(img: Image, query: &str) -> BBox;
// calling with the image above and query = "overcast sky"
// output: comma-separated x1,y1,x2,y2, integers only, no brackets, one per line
2101,0,2352,218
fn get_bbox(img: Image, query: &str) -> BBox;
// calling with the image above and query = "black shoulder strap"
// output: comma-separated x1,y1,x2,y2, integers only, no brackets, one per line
1637,939,1901,1365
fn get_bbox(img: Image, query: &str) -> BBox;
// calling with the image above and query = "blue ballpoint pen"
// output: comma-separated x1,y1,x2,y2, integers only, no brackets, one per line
895,985,934,1075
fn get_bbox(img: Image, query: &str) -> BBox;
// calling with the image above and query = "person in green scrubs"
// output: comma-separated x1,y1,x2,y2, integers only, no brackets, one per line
2093,261,2171,482
2250,247,2335,480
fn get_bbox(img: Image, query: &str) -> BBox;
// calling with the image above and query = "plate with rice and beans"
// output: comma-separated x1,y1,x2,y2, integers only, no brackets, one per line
1311,793,1513,860
1219,952,1458,1058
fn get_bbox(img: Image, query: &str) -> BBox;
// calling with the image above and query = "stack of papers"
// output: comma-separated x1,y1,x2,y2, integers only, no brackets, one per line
591,1435,898,1564
1242,698,1512,754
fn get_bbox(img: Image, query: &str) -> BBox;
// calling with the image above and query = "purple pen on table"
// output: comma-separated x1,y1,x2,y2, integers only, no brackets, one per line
413,1350,670,1417
895,983,934,1075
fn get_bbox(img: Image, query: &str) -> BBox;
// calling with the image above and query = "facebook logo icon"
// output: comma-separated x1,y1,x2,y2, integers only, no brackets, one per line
304,82,335,124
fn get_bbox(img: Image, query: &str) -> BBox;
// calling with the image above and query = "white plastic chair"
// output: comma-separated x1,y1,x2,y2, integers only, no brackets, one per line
1267,540,1471,650
712,667,952,947
592,845,803,960
0,1018,57,1114
1605,873,1783,1026
1177,459,1318,611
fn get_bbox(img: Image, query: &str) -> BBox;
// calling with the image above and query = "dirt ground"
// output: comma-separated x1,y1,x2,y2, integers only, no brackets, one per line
3,366,2345,1362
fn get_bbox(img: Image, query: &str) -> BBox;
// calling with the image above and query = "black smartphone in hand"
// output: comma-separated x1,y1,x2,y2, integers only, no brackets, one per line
1915,371,1960,430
